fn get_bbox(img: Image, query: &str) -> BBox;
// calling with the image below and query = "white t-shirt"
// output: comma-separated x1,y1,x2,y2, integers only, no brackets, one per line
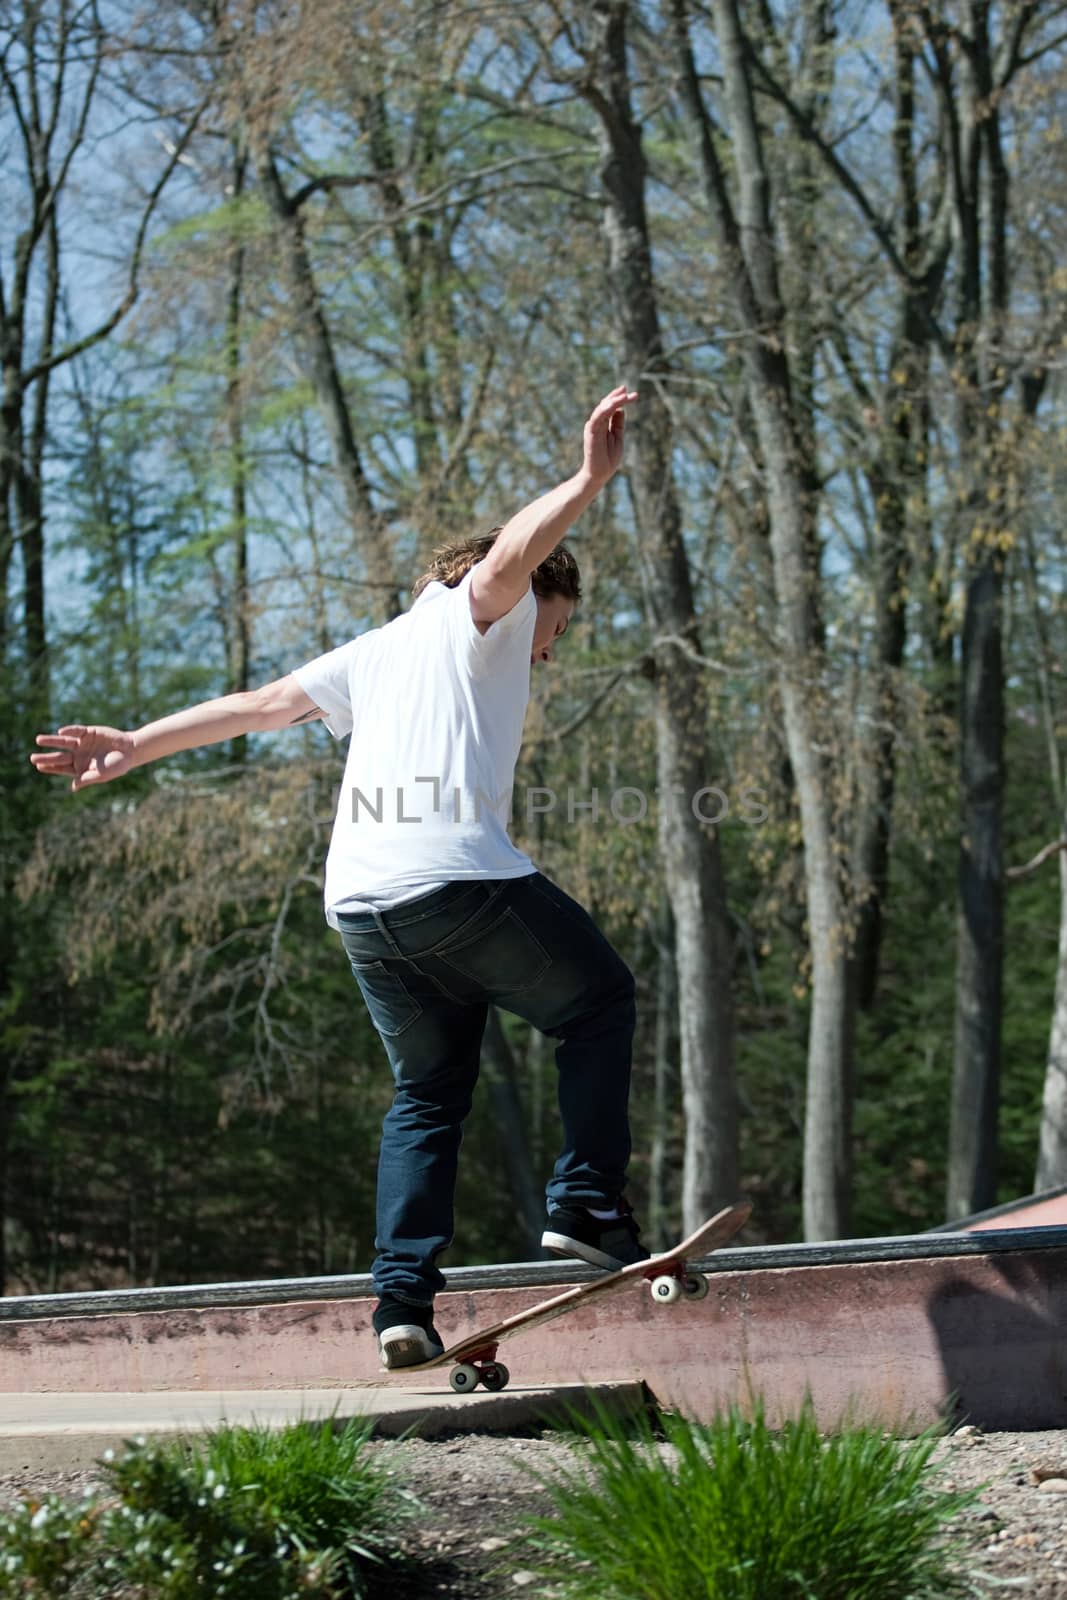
292,569,539,926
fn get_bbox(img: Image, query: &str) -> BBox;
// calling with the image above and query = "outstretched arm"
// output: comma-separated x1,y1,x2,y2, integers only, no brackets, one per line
30,674,325,792
469,384,638,627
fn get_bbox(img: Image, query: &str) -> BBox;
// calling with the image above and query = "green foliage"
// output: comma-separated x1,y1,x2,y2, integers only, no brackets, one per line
156,193,272,252
5,913,384,1292
0,1421,404,1599
518,1396,983,1600
0,1492,102,1595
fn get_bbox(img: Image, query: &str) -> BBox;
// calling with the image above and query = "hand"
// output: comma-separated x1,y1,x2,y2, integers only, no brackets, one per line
30,724,137,792
581,384,638,486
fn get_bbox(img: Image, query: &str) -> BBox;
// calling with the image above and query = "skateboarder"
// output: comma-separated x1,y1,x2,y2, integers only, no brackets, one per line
31,385,647,1370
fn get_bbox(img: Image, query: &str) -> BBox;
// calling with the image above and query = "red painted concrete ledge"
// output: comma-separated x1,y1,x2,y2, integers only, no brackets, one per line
1,1235,1064,1434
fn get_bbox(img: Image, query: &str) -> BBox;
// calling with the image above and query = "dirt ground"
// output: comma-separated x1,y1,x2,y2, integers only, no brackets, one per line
2,1423,1066,1597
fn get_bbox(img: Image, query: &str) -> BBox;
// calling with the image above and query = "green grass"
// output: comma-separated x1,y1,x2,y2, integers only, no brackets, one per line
517,1395,984,1600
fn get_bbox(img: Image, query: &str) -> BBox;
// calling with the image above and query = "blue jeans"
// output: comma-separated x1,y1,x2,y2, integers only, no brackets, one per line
336,873,636,1305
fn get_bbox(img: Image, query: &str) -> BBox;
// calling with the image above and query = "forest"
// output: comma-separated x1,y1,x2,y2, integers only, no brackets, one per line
2,0,1066,1295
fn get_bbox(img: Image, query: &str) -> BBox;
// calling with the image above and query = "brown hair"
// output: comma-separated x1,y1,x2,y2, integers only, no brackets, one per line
412,529,582,604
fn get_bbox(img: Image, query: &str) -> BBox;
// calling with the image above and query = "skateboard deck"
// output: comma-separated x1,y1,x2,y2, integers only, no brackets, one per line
391,1200,751,1392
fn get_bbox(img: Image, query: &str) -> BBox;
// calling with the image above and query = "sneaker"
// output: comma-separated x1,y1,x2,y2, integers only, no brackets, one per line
541,1199,650,1270
372,1296,444,1369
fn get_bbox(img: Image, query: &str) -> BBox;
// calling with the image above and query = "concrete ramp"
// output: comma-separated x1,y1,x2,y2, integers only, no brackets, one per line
1,1229,1064,1435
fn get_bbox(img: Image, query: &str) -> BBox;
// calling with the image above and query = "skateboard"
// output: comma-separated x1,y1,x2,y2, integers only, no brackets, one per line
393,1200,751,1393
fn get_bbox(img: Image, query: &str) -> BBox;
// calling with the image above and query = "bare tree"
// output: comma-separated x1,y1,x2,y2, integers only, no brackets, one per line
668,0,854,1237
0,0,204,1293
0,0,204,721
830,8,950,1012
735,0,1063,1217
225,135,251,722
548,0,741,1230
206,8,401,619
248,144,400,619
924,0,1045,1217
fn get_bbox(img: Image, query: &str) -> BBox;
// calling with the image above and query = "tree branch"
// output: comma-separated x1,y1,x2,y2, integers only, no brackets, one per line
1014,24,1067,71
19,97,210,390
288,169,388,211
995,0,1040,83
534,670,627,745
437,342,495,490
41,8,105,238
742,41,949,354
1007,837,1067,882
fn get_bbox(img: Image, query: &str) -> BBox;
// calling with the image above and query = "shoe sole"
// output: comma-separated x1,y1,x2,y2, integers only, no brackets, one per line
378,1325,444,1370
541,1229,649,1272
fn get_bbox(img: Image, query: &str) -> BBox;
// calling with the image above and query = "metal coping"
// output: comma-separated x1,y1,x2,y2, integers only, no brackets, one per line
2,1226,1065,1323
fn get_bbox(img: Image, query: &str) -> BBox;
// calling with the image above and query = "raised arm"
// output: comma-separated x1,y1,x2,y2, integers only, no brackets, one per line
469,384,637,627
30,674,325,792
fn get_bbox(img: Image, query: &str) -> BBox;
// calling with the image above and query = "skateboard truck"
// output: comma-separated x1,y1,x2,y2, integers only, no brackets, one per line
447,1344,510,1393
646,1262,711,1305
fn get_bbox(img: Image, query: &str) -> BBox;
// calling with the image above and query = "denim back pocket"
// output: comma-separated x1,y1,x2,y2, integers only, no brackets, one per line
438,908,552,995
348,959,423,1038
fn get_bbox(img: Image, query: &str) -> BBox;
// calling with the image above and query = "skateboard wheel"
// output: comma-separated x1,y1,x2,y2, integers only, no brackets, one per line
449,1363,480,1393
480,1362,510,1392
682,1272,709,1301
651,1274,682,1304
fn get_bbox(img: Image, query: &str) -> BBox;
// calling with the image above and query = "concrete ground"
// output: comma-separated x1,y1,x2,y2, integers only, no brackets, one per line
0,1381,648,1471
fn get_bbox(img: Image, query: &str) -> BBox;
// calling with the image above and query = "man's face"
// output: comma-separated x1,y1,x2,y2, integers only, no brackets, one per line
531,593,576,665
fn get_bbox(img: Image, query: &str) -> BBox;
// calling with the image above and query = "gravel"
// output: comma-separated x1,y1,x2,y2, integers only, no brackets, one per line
1,1423,1064,1597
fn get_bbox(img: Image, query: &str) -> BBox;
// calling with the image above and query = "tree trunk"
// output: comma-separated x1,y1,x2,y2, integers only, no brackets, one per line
671,0,853,1236
850,11,939,1010
943,9,1011,1219
226,142,251,758
19,208,59,729
253,147,399,620
849,316,932,1011
586,0,740,1232
649,897,677,1251
948,549,1004,1215
359,86,441,484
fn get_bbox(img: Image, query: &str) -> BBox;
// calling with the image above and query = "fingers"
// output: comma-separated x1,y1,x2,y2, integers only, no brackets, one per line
30,751,101,790
30,738,86,781
590,385,625,415
586,388,638,455
30,759,79,784
30,726,127,791
32,728,89,774
589,385,638,424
